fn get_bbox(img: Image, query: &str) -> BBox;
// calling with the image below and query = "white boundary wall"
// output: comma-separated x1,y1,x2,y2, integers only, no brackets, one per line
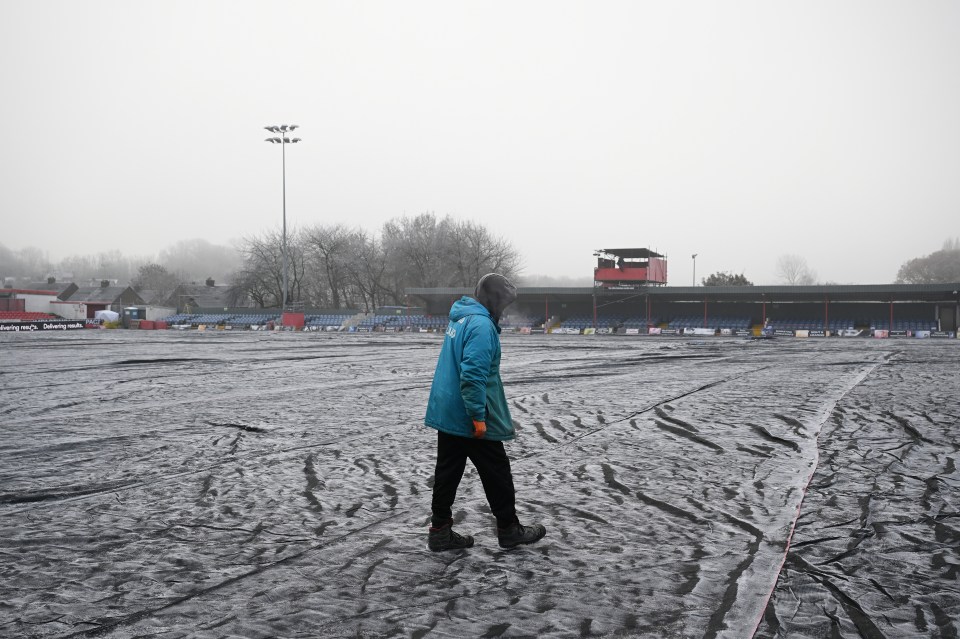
49,301,88,320
17,293,57,313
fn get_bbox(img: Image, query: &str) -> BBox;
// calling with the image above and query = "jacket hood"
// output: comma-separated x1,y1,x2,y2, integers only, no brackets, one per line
449,296,491,321
474,273,517,323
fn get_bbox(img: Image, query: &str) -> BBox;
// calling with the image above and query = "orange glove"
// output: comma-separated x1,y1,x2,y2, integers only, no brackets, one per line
472,419,487,439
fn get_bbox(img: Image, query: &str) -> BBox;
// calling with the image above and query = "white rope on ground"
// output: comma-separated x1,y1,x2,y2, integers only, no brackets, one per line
748,357,885,638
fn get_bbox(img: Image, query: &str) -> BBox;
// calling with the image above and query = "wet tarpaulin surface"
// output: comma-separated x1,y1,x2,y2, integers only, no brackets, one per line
0,332,957,638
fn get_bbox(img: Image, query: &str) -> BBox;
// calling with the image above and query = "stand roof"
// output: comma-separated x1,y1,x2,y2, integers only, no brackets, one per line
596,248,664,259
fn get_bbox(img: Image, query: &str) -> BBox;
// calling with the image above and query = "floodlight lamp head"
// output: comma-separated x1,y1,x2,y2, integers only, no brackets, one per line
280,125,289,131
291,138,301,143
288,125,299,130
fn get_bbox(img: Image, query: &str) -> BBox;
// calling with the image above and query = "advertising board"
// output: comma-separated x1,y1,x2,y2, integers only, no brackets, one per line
0,320,86,332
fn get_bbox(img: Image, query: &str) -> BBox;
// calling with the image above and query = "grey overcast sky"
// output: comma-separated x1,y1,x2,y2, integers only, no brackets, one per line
1,1,958,285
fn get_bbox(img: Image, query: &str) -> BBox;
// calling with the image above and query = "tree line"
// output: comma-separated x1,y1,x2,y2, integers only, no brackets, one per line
225,213,521,311
0,239,240,290
895,238,960,284
5,231,958,297
700,240,960,286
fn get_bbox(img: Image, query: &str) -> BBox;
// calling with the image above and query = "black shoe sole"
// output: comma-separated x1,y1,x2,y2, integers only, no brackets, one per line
429,545,471,552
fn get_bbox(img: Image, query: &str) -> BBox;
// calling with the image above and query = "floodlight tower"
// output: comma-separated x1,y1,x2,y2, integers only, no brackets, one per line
264,124,301,311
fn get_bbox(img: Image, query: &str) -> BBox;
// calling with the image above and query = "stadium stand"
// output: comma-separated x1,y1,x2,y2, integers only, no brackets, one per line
554,313,662,331
0,311,58,321
828,319,857,332
355,314,448,330
305,313,355,328
767,318,858,331
768,318,816,330
596,313,626,329
559,314,593,330
227,314,279,327
782,318,943,333
159,311,380,330
869,319,938,332
405,315,448,330
668,316,751,330
161,313,280,327
623,315,658,329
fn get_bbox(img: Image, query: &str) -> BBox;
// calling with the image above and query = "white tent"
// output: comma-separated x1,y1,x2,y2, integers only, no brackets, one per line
94,310,120,322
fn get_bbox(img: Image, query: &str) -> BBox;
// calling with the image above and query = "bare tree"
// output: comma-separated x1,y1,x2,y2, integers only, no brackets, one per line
53,250,142,285
0,243,50,284
132,263,181,299
95,250,141,284
380,212,522,292
15,246,51,280
303,224,357,309
0,243,15,285
227,229,307,308
776,254,816,285
446,220,522,286
346,230,394,311
54,254,97,281
167,214,523,310
225,266,271,307
382,213,453,289
158,238,241,284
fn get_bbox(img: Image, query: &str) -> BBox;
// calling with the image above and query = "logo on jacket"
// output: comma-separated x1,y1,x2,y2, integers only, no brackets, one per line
446,317,466,339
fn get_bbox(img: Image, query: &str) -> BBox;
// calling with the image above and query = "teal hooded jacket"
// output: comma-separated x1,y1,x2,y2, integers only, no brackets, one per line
424,296,514,441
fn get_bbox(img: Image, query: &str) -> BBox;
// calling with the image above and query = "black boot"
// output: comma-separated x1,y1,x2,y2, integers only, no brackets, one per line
497,521,546,549
428,521,474,551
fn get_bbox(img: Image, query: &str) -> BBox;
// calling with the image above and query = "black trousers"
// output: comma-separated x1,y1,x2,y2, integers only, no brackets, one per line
431,430,518,529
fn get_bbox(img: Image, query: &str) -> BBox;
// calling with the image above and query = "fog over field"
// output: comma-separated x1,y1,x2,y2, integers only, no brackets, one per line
4,2,960,285
1,332,958,638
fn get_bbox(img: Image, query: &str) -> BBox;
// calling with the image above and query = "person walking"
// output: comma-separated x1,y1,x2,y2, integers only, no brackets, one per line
424,273,547,551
